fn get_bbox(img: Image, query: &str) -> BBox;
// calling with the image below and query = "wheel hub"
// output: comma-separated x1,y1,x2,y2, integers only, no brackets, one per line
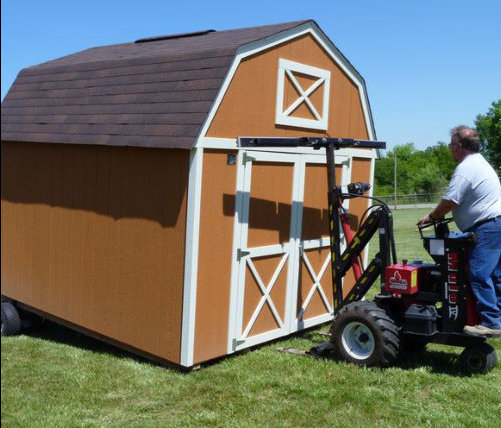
466,354,483,371
341,321,375,360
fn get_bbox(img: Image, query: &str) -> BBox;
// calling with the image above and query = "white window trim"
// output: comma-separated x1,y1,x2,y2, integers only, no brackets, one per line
275,59,331,131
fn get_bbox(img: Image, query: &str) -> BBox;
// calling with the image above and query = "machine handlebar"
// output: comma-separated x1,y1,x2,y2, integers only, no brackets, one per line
417,217,454,239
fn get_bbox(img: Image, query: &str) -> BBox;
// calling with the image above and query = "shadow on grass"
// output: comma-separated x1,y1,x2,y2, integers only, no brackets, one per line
21,320,494,377
22,320,185,372
301,330,476,378
396,349,469,376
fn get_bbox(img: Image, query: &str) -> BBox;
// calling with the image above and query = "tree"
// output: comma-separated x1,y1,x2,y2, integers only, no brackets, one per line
373,155,395,195
410,163,448,194
374,142,453,196
424,142,456,180
392,143,417,161
475,99,501,169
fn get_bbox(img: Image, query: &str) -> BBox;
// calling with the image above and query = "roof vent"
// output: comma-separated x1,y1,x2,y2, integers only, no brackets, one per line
135,30,216,43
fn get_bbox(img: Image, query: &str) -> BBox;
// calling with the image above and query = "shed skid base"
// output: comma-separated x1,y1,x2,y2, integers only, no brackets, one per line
277,341,335,358
276,347,310,356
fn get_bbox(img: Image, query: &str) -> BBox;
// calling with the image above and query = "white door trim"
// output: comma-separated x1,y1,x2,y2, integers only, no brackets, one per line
227,149,248,353
228,151,299,352
228,151,352,351
289,154,351,332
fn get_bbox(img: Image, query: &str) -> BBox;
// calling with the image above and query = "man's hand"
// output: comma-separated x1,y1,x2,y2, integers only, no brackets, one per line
417,214,434,226
416,199,456,226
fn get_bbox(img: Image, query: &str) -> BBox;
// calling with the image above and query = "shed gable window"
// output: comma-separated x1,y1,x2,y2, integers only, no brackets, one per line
275,59,331,131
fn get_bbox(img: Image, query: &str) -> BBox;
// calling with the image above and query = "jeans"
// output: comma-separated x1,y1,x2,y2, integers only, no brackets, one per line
467,218,501,328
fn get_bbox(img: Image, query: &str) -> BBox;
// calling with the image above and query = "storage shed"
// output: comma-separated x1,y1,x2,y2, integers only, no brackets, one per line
1,20,379,368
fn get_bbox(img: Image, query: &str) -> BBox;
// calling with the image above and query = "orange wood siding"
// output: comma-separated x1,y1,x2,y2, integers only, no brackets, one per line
194,150,238,363
246,162,294,247
1,142,188,364
206,33,369,140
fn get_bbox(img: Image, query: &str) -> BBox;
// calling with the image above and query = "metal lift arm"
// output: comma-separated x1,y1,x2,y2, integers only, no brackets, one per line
336,206,395,308
238,137,386,150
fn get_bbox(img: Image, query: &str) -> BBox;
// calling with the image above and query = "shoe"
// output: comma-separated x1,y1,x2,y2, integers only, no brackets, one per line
463,324,501,337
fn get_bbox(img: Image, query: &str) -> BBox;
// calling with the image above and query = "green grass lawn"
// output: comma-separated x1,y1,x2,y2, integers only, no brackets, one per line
2,208,500,427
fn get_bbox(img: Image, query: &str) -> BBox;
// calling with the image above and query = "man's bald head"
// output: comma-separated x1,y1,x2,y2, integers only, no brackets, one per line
450,125,481,152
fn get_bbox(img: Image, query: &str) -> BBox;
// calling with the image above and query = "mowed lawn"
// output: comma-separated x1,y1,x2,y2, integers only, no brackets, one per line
2,208,500,427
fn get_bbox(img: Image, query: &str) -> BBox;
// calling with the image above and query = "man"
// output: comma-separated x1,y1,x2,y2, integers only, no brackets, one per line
417,125,501,337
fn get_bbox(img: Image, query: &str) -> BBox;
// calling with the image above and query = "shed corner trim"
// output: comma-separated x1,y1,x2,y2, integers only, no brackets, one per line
180,147,205,367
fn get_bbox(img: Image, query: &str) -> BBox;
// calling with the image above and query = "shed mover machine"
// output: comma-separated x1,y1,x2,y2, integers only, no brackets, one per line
238,136,499,374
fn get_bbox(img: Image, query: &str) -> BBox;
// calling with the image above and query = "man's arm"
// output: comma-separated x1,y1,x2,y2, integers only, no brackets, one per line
417,199,457,225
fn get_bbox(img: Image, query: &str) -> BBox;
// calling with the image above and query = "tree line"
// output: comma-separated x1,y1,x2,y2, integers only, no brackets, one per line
374,99,500,196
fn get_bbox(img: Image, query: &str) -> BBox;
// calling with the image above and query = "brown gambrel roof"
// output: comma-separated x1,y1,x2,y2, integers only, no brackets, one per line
1,21,309,149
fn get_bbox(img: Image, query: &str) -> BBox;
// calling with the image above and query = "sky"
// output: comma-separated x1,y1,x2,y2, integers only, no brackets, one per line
2,0,500,151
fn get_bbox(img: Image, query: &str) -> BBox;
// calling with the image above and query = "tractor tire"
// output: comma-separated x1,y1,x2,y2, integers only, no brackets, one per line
460,343,498,374
330,301,400,367
1,301,22,337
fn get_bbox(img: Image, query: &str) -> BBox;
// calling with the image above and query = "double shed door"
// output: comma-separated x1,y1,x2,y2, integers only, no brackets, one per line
229,150,350,352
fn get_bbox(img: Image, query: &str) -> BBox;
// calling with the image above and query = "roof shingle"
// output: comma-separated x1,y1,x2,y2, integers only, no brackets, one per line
1,20,309,148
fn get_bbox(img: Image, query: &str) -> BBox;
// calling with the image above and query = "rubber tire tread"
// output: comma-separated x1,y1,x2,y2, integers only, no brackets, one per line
460,343,498,374
330,301,400,367
1,301,22,336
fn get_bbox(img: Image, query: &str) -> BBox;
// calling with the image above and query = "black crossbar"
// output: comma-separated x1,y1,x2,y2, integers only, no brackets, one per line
238,137,386,150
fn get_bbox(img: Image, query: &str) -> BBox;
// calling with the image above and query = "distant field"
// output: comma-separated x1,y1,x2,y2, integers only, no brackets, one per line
2,208,500,427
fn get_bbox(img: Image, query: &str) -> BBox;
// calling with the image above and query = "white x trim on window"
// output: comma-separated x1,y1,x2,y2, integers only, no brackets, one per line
283,69,325,121
275,58,331,131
